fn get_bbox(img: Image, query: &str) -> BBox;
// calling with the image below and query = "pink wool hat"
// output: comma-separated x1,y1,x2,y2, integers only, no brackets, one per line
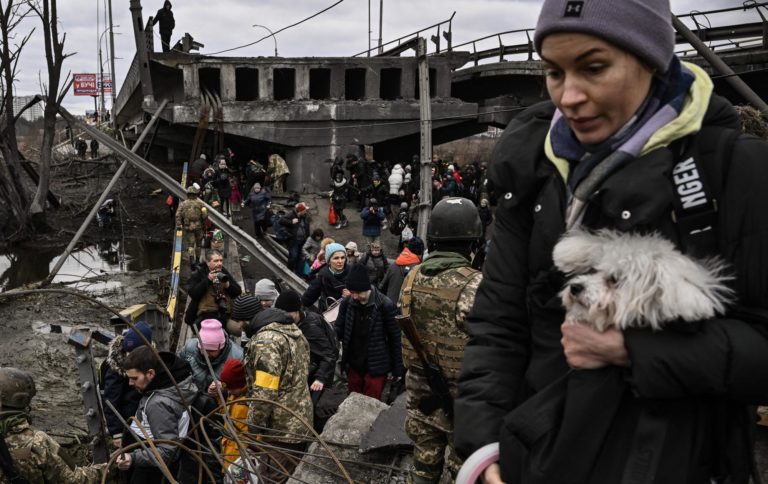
198,319,226,351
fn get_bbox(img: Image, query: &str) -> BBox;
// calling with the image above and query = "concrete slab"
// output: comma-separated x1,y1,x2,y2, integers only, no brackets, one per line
360,393,412,453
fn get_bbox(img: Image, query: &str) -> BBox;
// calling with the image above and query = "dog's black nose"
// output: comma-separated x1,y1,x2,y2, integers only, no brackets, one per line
569,283,584,296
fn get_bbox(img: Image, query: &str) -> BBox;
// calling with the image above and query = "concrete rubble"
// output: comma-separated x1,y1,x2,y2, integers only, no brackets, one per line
288,392,412,483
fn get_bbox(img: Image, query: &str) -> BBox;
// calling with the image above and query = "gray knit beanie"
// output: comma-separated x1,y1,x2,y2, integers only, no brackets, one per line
534,0,675,74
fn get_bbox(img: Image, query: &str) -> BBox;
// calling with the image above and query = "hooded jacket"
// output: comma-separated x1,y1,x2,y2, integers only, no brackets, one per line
243,308,313,443
102,335,143,436
130,352,198,468
455,67,768,483
153,1,175,33
178,336,244,394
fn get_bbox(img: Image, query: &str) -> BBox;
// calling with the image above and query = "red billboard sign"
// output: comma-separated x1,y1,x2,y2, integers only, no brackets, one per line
73,73,97,96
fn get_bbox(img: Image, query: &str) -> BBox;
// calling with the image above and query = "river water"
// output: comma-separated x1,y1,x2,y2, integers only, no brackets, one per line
0,238,172,292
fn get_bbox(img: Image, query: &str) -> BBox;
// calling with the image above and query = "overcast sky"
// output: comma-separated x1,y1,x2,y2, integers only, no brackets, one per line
11,0,745,113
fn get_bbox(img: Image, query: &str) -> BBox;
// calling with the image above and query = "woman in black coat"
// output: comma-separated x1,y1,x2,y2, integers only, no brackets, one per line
301,243,350,310
455,1,768,483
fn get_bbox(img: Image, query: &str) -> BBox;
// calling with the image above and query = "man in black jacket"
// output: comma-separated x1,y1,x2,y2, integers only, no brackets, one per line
152,1,175,52
184,249,242,328
335,264,403,400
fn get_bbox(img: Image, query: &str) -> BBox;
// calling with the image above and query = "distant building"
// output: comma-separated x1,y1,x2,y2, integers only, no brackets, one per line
12,95,44,122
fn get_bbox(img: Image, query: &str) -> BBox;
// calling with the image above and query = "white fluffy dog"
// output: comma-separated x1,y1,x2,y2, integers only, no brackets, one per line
552,229,733,332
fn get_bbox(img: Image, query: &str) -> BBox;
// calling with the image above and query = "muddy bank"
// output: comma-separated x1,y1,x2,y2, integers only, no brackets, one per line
0,271,167,451
0,152,177,460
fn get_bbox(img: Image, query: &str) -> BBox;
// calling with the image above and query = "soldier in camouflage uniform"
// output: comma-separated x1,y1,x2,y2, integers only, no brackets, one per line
242,307,312,483
175,184,206,264
267,154,290,195
398,197,483,484
0,367,107,483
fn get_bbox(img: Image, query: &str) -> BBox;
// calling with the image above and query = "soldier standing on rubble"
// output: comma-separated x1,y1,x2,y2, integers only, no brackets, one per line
152,1,175,53
175,184,206,265
0,367,108,482
398,198,483,484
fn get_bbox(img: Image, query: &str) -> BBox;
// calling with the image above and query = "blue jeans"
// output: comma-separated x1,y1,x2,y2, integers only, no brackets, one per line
288,241,304,276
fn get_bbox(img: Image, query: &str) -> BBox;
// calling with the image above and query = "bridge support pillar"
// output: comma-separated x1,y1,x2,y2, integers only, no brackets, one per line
221,65,236,101
285,144,358,193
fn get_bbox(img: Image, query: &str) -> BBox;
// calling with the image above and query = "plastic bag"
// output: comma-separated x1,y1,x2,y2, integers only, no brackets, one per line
328,204,338,225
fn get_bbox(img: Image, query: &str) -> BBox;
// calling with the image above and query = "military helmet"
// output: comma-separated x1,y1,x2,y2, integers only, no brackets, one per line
186,184,199,195
427,197,482,242
0,367,36,409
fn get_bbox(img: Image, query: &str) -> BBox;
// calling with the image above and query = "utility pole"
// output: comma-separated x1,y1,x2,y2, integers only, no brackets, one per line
98,44,105,123
367,0,371,57
378,0,383,55
416,37,432,241
108,0,117,127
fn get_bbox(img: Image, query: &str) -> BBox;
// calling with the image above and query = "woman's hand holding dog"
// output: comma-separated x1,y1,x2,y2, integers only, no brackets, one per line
560,322,630,369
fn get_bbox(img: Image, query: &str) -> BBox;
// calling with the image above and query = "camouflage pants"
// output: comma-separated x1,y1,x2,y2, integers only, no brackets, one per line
184,228,203,260
405,370,461,484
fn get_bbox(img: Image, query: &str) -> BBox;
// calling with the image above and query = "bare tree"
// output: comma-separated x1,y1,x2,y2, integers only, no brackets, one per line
0,0,33,239
28,0,71,228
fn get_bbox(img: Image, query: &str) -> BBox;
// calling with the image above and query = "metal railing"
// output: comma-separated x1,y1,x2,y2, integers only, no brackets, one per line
352,12,455,57
450,2,768,70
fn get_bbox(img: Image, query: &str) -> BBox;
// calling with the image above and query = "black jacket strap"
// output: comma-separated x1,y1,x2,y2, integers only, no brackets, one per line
670,127,740,258
620,408,668,484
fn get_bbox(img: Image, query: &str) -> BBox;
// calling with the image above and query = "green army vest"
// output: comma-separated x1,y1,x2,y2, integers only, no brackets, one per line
400,264,479,378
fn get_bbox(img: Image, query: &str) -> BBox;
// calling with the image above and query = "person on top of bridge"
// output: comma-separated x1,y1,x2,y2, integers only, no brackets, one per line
455,0,768,483
152,1,175,53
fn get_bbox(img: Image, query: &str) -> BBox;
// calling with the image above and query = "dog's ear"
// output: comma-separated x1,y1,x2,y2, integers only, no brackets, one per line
654,253,734,324
552,230,604,274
